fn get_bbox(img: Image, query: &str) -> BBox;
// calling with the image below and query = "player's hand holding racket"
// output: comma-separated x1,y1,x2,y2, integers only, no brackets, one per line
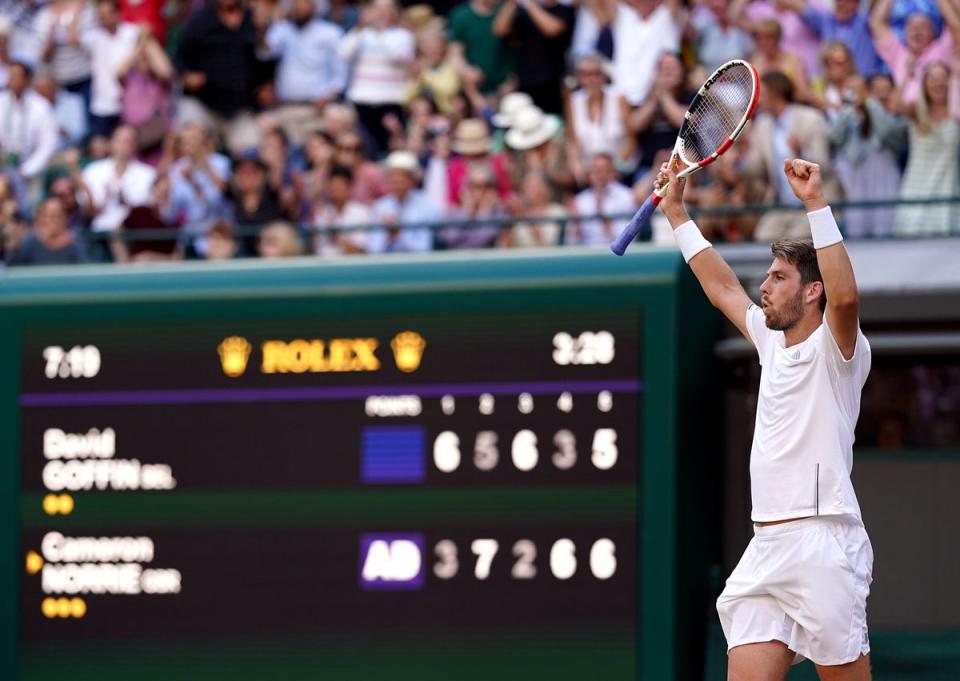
655,158,693,225
611,59,760,255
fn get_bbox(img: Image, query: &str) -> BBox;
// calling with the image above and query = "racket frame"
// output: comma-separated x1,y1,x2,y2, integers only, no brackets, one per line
653,59,761,200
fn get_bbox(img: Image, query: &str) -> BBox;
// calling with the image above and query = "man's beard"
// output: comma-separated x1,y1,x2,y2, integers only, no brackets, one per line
293,15,311,28
763,290,804,331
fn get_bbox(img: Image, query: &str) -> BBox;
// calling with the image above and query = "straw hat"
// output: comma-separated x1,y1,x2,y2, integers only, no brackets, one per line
384,150,421,177
504,107,562,151
492,92,534,128
403,4,444,33
451,118,491,155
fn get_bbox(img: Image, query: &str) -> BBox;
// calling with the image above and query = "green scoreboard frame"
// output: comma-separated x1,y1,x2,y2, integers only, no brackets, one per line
0,249,722,681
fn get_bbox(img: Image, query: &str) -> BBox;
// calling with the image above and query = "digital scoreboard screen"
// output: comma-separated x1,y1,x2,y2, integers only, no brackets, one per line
3,253,719,680
18,309,643,677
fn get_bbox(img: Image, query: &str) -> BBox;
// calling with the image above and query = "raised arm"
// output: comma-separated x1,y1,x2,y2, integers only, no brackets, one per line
729,0,753,33
869,0,894,42
659,162,754,342
783,158,859,358
493,0,519,38
936,0,960,42
523,0,567,38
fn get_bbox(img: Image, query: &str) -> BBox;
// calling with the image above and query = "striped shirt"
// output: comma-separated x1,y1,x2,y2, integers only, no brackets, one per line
338,26,415,105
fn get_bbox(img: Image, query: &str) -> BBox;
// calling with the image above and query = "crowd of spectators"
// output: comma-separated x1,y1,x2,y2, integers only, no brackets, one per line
0,0,959,265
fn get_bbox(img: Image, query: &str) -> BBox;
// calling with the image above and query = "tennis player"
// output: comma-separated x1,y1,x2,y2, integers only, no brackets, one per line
657,157,873,681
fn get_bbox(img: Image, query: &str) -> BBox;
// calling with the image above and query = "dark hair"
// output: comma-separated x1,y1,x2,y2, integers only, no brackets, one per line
761,70,795,104
771,238,826,312
867,72,894,89
97,0,120,9
329,164,354,183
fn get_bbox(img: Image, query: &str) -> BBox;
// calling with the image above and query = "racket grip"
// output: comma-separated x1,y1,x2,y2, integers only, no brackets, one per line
610,194,661,256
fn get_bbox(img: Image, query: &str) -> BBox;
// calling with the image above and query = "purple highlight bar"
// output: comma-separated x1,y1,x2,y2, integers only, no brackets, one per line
359,533,425,590
20,379,643,408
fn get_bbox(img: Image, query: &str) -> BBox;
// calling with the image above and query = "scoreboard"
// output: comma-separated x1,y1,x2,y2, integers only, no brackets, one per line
0,250,722,681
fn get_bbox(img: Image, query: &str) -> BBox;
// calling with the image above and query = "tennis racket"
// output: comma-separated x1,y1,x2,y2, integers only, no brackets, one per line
611,59,760,255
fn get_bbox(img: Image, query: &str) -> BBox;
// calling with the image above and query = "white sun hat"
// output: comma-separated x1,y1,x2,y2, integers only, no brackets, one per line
492,92,535,128
383,150,422,177
504,106,562,151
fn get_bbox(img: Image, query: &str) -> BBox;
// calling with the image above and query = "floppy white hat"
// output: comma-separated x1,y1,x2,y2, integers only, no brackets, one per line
504,106,562,151
384,150,421,176
492,92,534,128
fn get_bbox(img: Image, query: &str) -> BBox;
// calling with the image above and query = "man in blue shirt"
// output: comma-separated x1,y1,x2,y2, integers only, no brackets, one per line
779,0,884,77
368,151,442,254
262,0,348,146
162,123,232,256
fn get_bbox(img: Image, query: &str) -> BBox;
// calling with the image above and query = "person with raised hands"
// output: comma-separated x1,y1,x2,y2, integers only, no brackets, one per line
657,156,874,681
870,0,960,107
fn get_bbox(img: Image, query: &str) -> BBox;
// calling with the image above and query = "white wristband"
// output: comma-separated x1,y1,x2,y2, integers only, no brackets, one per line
808,206,843,249
673,220,712,263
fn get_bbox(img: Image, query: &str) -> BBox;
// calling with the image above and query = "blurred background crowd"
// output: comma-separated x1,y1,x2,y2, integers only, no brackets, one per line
1,0,959,264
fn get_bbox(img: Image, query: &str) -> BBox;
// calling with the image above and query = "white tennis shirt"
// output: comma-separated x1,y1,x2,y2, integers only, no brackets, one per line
745,304,871,522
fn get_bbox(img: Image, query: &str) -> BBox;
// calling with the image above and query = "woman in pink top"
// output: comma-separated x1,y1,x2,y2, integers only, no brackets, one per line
734,0,822,78
446,118,512,210
749,18,812,104
117,26,173,164
871,0,960,106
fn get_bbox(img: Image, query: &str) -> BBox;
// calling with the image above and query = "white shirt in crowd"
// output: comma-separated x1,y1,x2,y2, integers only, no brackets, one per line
612,3,679,105
313,200,372,255
82,157,157,231
0,89,58,178
570,181,636,245
745,305,871,522
32,4,97,85
82,21,139,117
338,26,415,105
422,156,448,210
570,86,626,163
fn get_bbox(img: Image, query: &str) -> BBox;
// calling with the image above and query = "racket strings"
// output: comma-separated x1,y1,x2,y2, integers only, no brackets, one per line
682,65,755,164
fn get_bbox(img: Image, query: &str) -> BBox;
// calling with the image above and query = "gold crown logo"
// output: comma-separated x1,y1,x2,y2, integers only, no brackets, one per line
391,331,426,373
218,336,252,378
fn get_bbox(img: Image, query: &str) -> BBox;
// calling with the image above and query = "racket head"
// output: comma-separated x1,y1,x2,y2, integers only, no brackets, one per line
675,60,760,172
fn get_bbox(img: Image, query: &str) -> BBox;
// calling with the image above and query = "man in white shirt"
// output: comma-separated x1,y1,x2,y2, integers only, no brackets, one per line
0,62,58,180
657,157,873,681
569,152,637,246
262,0,347,146
612,0,681,105
81,125,156,232
33,73,88,150
82,0,139,138
313,165,371,255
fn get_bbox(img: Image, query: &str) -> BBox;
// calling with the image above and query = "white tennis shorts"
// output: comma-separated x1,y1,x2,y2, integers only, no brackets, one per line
716,514,873,666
